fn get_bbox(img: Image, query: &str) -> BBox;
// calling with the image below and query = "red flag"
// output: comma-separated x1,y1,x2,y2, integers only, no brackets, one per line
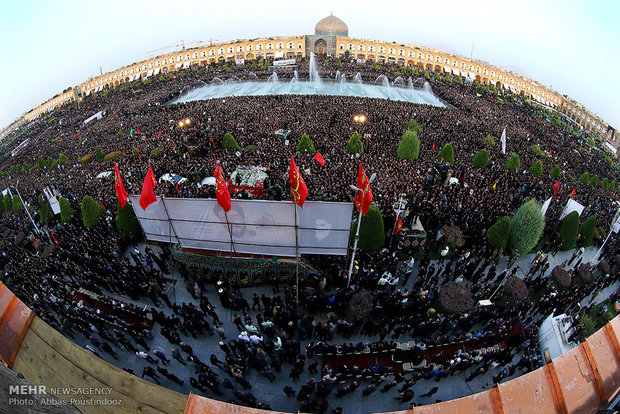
60,137,63,143
214,160,232,212
158,131,162,138
139,164,157,210
136,148,141,160
354,163,373,216
197,121,200,126
49,230,59,246
137,126,141,134
549,149,552,156
314,152,326,166
441,122,444,128
210,138,215,147
432,141,436,151
553,180,560,196
99,201,106,211
394,216,403,235
570,188,576,199
114,162,128,208
289,155,308,208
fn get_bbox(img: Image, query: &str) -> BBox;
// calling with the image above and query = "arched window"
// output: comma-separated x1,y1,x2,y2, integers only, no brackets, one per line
185,53,190,60
379,46,385,53
444,57,450,64
148,62,153,68
388,47,395,55
399,49,405,56
237,45,243,52
436,56,441,62
276,42,283,49
476,67,481,73
368,45,375,52
358,44,365,51
349,43,355,50
461,62,466,69
418,52,423,59
192,52,198,59
453,60,458,67
227,46,234,54
218,48,224,55
257,43,263,51
408,50,414,57
209,49,215,56
130,67,134,73
427,54,432,61
298,43,303,49
200,50,206,57
267,43,273,50
178,55,183,62
288,42,294,49
339,44,344,50
247,44,253,51
469,64,474,70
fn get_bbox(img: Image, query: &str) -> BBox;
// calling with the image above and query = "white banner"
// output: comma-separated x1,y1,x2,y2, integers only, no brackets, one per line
501,128,507,155
541,197,552,217
559,198,585,220
129,197,353,256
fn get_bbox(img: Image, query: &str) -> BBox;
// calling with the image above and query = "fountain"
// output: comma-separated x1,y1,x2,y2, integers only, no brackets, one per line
308,52,322,86
375,75,390,88
168,64,449,108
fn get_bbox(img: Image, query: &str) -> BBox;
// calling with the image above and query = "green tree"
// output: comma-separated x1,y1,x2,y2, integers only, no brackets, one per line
485,216,510,249
344,50,350,60
94,148,105,161
580,215,596,247
116,202,141,236
578,172,590,184
483,135,496,147
351,205,385,252
12,196,23,213
549,165,561,178
22,162,31,171
529,159,543,175
505,154,520,173
436,143,455,164
610,180,616,191
405,120,424,134
589,174,599,187
58,197,74,223
509,199,545,255
81,196,102,228
11,164,22,174
297,133,315,153
38,194,53,224
347,131,364,154
397,130,420,160
472,149,490,167
336,58,342,67
558,211,580,251
222,133,240,151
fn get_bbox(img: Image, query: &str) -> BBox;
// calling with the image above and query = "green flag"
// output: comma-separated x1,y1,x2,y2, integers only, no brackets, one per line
130,128,133,137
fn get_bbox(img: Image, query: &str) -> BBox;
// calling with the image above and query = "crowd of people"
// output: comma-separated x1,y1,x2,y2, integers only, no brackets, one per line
0,55,618,412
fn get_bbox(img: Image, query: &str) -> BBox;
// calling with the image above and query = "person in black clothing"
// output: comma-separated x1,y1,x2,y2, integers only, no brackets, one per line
420,386,439,397
141,366,160,384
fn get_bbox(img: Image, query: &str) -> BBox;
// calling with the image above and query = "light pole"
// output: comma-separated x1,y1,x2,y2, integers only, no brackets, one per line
10,182,42,238
347,172,376,288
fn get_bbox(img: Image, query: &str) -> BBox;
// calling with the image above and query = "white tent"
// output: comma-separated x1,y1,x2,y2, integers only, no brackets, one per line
199,177,216,187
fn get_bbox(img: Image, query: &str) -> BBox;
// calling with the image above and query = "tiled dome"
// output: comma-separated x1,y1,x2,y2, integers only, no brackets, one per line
315,14,348,36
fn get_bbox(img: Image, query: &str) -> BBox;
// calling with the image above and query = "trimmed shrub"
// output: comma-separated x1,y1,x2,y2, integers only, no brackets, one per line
38,194,53,224
601,177,609,190
104,151,122,161
3,194,12,211
438,282,474,314
58,196,74,223
552,266,571,288
483,135,496,147
549,165,561,178
486,216,510,249
22,162,31,171
589,174,599,187
578,172,590,184
580,215,596,247
12,196,23,213
530,144,546,157
297,133,315,153
116,202,141,236
577,263,592,283
504,276,529,302
558,211,579,251
347,131,364,154
509,199,545,255
529,159,543,175
351,205,384,251
80,154,93,164
81,196,102,228
37,156,48,169
222,133,240,151
150,148,164,158
610,180,616,191
397,130,420,160
441,224,465,249
405,120,423,134
11,164,22,174
505,154,520,173
132,148,138,156
94,148,105,161
436,143,455,164
472,149,489,167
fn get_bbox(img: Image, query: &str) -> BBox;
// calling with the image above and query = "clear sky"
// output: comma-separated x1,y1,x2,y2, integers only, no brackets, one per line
1,0,619,130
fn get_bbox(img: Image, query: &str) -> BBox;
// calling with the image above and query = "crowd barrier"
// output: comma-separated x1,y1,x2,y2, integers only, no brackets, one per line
1,280,619,413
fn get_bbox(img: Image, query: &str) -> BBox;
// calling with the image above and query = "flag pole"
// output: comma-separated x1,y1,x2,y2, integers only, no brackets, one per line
347,210,363,289
295,204,300,310
595,205,620,261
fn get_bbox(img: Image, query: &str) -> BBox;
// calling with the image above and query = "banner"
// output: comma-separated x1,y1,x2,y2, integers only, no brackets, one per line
559,198,585,220
541,197,552,217
129,197,353,256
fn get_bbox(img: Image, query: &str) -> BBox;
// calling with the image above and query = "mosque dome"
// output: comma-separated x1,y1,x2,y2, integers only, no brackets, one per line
315,14,348,36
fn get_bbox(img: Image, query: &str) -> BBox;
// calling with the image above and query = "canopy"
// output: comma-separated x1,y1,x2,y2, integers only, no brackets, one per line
159,173,187,185
96,171,113,180
199,177,216,187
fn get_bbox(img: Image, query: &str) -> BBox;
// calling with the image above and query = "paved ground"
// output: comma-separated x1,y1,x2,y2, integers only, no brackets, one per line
62,244,615,413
